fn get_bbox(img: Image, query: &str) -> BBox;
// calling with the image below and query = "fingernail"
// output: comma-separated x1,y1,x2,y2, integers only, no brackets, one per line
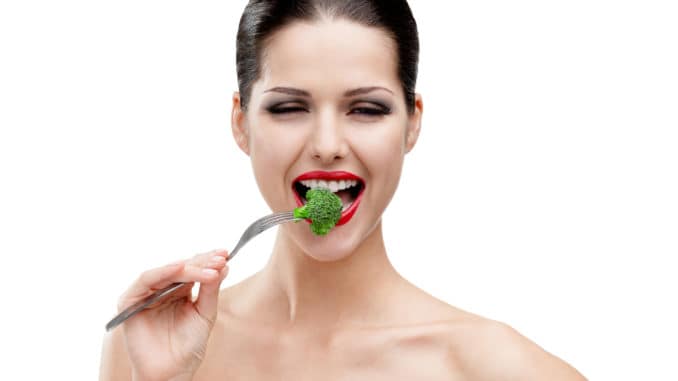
202,268,218,276
210,255,226,263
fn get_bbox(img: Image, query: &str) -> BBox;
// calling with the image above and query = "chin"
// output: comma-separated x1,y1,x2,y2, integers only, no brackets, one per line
294,226,359,262
304,246,354,262
281,213,379,263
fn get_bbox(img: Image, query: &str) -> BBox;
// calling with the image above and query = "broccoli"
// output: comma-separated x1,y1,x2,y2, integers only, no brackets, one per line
293,188,343,235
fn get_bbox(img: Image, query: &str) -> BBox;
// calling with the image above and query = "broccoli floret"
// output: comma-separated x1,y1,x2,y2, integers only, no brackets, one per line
293,188,343,235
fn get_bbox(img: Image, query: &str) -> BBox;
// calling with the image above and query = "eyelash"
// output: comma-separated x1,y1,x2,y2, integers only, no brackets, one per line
267,105,307,114
266,104,391,116
350,107,391,116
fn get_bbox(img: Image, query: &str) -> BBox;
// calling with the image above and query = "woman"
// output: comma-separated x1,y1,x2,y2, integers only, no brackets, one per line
100,1,586,380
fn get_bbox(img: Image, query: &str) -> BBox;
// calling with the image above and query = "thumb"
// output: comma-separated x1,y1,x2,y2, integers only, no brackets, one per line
194,265,229,324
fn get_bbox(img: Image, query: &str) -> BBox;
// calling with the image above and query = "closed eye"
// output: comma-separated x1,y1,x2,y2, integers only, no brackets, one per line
348,101,391,118
265,101,391,117
266,102,309,114
349,107,390,116
267,107,308,114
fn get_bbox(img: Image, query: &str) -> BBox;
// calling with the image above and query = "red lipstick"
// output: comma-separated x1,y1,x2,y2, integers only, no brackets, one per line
292,171,365,226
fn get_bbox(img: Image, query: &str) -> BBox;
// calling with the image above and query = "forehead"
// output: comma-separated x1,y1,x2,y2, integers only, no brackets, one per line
257,19,400,95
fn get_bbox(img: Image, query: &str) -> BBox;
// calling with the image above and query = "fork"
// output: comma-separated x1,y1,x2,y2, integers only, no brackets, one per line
105,211,297,331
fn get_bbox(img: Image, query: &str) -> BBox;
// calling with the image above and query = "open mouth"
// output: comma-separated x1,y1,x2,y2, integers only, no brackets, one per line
292,171,366,226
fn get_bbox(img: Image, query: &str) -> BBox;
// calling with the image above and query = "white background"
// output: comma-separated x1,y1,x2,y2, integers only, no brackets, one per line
1,0,676,379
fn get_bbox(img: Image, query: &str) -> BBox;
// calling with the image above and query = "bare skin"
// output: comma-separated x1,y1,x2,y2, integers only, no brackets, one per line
100,18,586,381
101,226,585,381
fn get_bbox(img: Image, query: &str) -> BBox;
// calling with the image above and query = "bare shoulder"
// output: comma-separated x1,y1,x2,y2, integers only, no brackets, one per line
391,286,586,381
440,310,587,381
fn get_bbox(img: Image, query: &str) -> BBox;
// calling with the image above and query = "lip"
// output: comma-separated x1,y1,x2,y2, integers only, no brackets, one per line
292,170,366,226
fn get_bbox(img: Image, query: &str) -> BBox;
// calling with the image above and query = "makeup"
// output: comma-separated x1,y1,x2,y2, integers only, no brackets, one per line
292,171,366,226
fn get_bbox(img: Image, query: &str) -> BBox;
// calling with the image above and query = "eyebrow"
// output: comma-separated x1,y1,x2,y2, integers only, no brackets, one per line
263,86,394,97
264,87,310,97
343,86,394,97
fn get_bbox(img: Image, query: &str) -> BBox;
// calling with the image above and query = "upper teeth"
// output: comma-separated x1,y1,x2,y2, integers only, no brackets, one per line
300,179,359,193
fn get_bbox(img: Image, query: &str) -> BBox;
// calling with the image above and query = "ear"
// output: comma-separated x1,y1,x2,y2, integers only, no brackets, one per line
231,92,250,155
405,93,423,153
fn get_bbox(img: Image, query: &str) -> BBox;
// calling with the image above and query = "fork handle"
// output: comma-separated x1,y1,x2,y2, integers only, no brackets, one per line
105,282,186,331
105,210,296,331
105,244,248,331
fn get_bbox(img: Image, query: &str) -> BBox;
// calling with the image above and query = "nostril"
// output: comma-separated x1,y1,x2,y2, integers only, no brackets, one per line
310,136,348,162
312,152,344,163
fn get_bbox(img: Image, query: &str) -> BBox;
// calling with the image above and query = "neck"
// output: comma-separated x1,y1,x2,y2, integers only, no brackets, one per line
257,222,400,327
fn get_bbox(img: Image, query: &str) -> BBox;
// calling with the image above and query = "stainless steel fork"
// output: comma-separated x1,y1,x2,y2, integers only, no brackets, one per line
105,211,297,331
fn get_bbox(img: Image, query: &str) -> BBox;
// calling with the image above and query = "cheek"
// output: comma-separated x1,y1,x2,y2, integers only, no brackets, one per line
350,123,406,198
250,129,287,169
248,123,305,196
375,145,405,198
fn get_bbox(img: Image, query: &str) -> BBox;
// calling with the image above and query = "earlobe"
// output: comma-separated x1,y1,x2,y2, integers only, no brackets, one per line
231,92,250,155
405,94,423,153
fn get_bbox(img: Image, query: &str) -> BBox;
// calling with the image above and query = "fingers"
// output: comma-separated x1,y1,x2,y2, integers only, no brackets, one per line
195,264,229,324
191,249,228,277
118,262,184,311
118,249,230,312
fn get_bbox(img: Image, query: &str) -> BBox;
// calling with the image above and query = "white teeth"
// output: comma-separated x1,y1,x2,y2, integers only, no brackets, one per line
298,179,360,192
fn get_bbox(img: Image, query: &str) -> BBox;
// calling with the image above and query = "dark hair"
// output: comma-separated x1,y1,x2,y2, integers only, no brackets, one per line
236,0,419,113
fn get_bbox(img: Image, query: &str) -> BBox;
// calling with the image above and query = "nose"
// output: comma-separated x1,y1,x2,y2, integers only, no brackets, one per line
309,112,348,165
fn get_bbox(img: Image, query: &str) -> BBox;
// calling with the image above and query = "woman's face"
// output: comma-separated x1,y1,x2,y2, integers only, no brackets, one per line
232,19,422,262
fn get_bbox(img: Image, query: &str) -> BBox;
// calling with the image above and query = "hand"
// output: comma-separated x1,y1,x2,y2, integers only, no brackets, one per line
116,249,229,381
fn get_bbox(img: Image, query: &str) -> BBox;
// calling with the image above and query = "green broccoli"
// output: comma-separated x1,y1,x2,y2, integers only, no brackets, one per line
293,188,343,235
